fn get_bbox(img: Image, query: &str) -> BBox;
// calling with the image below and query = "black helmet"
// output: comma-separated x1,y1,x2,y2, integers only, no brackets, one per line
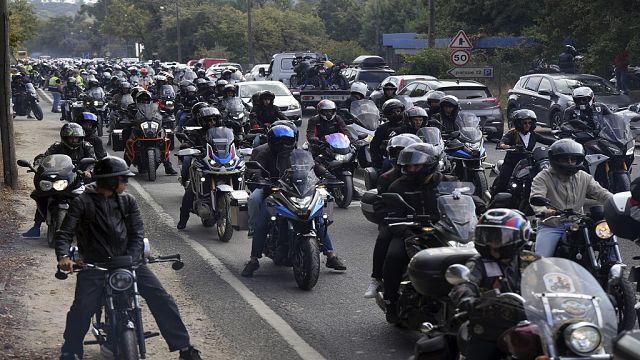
60,123,85,149
130,86,145,100
223,84,237,97
259,90,275,102
404,106,428,132
88,78,100,88
194,77,208,89
191,101,209,117
475,208,530,261
382,99,405,122
548,138,585,176
120,81,132,93
67,77,77,85
439,95,459,109
135,90,152,104
386,133,422,165
397,143,440,179
197,107,221,128
512,109,537,133
93,156,135,179
267,124,297,153
196,69,206,78
382,82,397,95
185,85,197,97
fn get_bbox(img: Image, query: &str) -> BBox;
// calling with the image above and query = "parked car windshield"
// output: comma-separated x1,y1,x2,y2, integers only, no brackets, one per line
239,83,290,98
555,77,619,96
357,71,393,87
439,87,490,99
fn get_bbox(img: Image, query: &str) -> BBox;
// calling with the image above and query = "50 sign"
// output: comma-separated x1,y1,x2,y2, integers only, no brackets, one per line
450,50,471,67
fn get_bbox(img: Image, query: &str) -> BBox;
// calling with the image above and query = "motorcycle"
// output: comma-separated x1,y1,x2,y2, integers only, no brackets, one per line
221,97,248,142
13,82,44,120
55,241,184,360
417,127,449,173
245,149,335,290
560,113,634,193
439,257,616,360
84,87,108,137
109,94,135,151
157,85,177,150
314,133,358,208
531,196,637,331
445,113,490,201
124,104,171,182
374,182,478,330
346,99,381,169
498,146,550,215
175,126,246,242
17,155,93,247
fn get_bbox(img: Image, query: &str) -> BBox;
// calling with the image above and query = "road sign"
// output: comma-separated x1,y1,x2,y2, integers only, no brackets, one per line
446,67,494,78
450,50,471,67
448,30,473,49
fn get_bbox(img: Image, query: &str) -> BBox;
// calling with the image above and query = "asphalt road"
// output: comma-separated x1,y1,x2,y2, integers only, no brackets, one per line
31,95,640,359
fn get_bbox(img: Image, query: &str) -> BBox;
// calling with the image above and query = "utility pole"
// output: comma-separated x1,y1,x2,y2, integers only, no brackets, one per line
247,0,254,67
0,0,18,188
176,0,181,63
428,0,435,48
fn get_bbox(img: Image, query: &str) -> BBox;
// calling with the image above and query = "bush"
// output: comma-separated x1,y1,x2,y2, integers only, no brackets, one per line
398,48,450,77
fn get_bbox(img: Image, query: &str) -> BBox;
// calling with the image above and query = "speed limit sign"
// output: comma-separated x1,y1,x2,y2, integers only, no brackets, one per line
451,50,471,67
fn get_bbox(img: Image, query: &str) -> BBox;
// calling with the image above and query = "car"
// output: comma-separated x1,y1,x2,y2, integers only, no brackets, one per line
245,64,270,81
236,81,302,125
197,58,229,70
369,75,437,103
616,104,640,145
206,62,244,80
397,79,504,139
341,56,395,95
265,51,328,86
507,73,632,129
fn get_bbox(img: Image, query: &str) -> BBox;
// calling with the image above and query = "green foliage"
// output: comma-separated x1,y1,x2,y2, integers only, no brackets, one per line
317,40,367,64
399,48,450,77
316,0,362,42
8,0,40,50
438,0,541,36
359,0,424,53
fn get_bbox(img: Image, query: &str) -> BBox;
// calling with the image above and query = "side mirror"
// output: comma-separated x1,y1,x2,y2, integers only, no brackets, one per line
143,238,151,259
538,89,552,96
78,158,96,171
17,159,31,168
530,196,552,207
172,261,184,270
381,193,415,214
445,264,471,285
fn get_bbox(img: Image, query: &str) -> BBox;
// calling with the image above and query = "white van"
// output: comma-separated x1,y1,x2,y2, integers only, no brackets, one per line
264,51,327,87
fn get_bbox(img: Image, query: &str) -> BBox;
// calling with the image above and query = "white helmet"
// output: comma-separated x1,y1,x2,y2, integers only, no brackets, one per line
572,86,594,110
350,81,367,98
317,99,337,121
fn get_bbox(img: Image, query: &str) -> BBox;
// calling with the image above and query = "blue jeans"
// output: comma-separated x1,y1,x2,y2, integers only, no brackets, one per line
51,91,61,111
177,110,188,127
248,189,334,258
535,223,570,257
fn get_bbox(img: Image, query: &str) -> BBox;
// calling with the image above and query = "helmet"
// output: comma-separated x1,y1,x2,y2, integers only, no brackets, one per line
120,81,132,94
397,143,440,178
185,85,197,97
194,77,208,89
382,82,398,94
191,101,209,117
140,67,148,75
512,109,537,132
222,69,232,77
79,111,98,125
179,79,192,90
194,62,203,69
350,81,367,99
317,99,337,121
403,106,428,132
154,75,167,85
93,156,135,179
572,86,594,110
135,90,152,104
565,44,577,55
267,124,297,153
475,209,530,260
196,69,206,78
196,107,221,128
386,133,422,165
548,138,585,176
130,86,145,100
440,95,459,109
67,77,77,85
88,78,100,88
223,84,237,97
382,99,405,122
426,90,445,105
60,123,85,149
259,90,275,102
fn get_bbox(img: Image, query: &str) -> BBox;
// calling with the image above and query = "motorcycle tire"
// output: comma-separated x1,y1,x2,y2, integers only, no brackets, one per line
47,209,66,248
146,148,157,182
610,277,637,332
609,171,631,193
32,102,44,121
473,171,489,201
117,328,139,360
334,175,353,208
216,194,233,242
292,235,320,290
97,113,104,137
289,75,300,88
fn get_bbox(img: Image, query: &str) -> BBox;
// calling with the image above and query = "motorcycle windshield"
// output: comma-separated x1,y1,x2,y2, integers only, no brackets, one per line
206,127,235,159
135,103,161,122
598,113,633,145
39,154,74,173
436,194,477,243
223,98,244,113
522,257,617,353
26,82,37,96
456,112,482,143
325,133,351,151
394,95,414,109
278,149,318,197
417,127,443,145
161,85,175,99
87,88,104,100
350,100,380,130
437,181,476,195
120,94,134,109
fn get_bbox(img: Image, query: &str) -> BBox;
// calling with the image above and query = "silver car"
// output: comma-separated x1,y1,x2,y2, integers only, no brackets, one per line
237,81,303,125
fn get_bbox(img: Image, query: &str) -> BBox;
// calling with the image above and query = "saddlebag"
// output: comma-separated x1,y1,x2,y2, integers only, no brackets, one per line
230,190,249,230
360,190,383,224
111,129,126,152
408,247,477,298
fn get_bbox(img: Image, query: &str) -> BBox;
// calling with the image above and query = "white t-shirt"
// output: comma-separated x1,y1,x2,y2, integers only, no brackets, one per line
519,132,531,147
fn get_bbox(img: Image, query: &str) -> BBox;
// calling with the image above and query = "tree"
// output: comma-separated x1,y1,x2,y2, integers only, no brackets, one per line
316,0,363,42
359,0,424,53
8,0,39,50
399,48,449,77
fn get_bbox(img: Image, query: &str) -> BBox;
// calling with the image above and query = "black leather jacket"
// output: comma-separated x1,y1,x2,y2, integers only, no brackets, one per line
369,120,411,169
36,141,96,165
561,102,612,134
54,184,145,263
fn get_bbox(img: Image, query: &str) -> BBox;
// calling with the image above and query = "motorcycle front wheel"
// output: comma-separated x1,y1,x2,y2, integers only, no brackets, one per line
610,277,637,332
97,113,104,137
32,102,43,121
216,194,233,242
333,174,353,208
472,170,489,201
146,148,157,182
47,208,66,248
609,170,631,193
117,327,139,360
292,235,320,290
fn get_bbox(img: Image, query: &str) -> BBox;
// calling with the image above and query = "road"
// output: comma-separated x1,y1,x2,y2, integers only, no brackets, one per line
32,93,640,359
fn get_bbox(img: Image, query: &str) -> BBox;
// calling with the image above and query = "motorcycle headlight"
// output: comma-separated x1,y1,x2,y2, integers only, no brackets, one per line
108,269,134,291
608,145,623,155
93,101,100,106
290,195,312,208
166,101,174,107
288,103,300,110
595,221,613,239
53,179,69,191
39,180,52,191
334,153,352,162
626,146,634,155
466,142,481,150
564,322,602,355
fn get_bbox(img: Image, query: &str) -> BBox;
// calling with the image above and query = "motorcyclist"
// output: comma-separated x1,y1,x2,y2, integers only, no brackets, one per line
60,77,82,121
341,81,368,115
424,90,445,119
54,156,202,360
432,95,461,136
214,79,228,99
490,109,554,195
22,123,96,238
11,73,34,118
77,112,107,159
374,82,397,109
449,209,538,360
306,99,351,178
201,80,219,104
404,106,428,133
240,125,347,277
177,107,224,228
150,74,168,99
249,90,288,129
364,133,422,299
529,139,612,257
176,85,200,129
369,99,409,171
561,86,611,136
139,67,153,89
558,44,577,74
194,78,209,99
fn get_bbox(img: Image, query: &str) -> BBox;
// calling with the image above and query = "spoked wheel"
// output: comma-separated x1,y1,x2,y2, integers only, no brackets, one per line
609,277,637,332
292,236,320,290
216,194,233,242
550,110,562,130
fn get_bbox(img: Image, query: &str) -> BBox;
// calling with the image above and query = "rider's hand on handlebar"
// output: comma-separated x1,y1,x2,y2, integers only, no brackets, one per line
58,257,75,272
542,209,556,218
499,144,511,150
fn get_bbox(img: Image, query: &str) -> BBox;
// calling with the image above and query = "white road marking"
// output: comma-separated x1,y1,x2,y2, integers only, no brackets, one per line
127,178,326,360
38,88,53,103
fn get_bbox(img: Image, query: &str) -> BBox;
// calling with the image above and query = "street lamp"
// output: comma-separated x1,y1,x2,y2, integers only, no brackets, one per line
160,2,181,62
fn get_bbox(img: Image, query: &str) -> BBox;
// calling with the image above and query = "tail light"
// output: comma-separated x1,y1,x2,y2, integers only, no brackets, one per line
482,98,501,108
